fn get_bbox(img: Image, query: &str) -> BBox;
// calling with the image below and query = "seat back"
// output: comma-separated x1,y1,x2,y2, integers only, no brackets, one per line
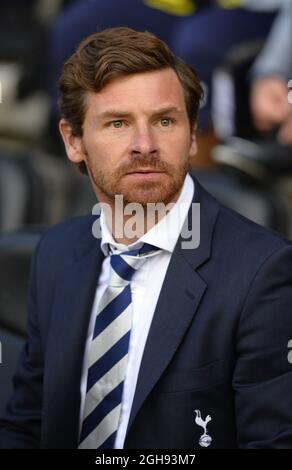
0,231,41,336
0,230,41,414
0,328,25,416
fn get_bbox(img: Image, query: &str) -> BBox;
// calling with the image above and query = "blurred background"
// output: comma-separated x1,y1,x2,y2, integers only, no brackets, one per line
0,0,292,411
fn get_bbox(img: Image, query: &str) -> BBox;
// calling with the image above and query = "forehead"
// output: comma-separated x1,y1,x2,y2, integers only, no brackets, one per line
84,68,187,118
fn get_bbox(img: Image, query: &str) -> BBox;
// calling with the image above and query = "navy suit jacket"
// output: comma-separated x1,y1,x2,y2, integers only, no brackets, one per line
1,179,292,449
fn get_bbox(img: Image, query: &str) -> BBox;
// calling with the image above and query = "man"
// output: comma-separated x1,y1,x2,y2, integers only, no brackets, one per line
250,0,292,145
46,0,276,164
1,27,292,449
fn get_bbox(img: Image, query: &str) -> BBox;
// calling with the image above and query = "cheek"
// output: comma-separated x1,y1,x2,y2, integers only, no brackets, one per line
85,141,128,179
85,130,130,154
83,136,111,163
162,132,192,160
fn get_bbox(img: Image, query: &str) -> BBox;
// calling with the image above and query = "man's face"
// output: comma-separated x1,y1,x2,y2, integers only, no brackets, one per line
61,68,197,207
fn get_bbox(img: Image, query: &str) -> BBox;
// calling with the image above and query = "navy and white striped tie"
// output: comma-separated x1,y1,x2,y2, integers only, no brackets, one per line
79,243,161,449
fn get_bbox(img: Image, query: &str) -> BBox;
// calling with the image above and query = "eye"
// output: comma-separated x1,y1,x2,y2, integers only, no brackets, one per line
160,118,173,127
110,120,124,128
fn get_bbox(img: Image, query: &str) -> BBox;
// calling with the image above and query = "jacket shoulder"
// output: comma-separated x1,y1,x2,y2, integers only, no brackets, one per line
217,203,291,261
36,213,99,265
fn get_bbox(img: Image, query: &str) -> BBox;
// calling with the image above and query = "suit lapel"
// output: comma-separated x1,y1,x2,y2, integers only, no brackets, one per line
126,250,207,434
126,180,220,435
43,179,220,447
44,223,105,448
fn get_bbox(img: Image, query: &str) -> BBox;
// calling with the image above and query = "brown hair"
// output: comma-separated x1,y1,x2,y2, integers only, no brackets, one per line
59,27,203,174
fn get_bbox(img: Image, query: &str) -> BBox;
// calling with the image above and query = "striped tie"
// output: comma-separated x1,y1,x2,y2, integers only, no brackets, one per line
79,243,161,449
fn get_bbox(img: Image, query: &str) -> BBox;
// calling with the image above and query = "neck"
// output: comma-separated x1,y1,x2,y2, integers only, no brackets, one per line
102,192,182,245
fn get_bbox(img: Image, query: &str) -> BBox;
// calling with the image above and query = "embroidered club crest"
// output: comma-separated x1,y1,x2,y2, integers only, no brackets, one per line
194,409,212,447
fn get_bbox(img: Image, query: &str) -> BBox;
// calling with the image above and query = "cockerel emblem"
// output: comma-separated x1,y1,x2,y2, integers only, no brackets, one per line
194,409,212,447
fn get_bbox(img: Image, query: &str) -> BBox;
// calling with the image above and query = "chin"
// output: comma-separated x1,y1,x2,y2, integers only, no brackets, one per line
122,186,178,207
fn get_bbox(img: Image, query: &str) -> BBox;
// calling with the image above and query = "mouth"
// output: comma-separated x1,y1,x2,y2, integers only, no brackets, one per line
126,169,165,174
124,169,166,181
125,168,165,184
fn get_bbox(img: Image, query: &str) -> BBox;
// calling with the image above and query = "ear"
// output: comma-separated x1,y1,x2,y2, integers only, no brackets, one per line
189,124,197,158
59,119,85,164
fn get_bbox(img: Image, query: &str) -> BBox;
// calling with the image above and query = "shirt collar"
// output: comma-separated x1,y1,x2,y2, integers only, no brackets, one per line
100,173,195,256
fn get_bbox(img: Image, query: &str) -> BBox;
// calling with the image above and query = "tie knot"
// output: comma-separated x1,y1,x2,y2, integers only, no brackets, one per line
109,243,161,287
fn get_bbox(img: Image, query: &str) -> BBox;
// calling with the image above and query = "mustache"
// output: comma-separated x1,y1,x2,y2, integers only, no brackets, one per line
115,155,173,176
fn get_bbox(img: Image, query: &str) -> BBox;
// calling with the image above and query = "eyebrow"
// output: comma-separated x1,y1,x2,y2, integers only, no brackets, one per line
97,106,183,121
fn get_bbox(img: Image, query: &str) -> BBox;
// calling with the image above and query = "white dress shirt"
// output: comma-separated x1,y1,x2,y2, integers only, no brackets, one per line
79,173,195,448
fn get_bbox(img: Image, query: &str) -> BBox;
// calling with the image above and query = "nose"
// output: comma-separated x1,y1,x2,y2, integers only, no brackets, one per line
130,124,157,156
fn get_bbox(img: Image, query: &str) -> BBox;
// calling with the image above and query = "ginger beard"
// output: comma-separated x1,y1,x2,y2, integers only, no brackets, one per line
84,149,191,208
